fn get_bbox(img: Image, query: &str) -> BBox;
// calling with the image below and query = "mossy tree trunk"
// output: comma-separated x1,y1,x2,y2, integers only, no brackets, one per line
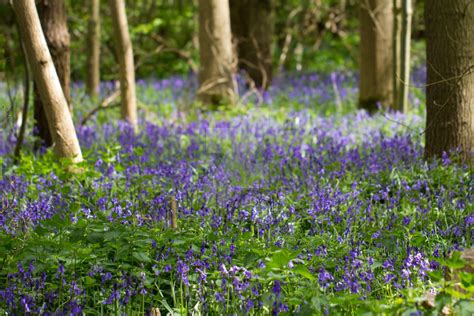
393,0,412,113
197,0,236,106
359,0,394,113
86,0,101,99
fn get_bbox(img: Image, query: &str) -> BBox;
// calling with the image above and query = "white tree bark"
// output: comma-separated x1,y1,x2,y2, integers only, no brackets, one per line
109,0,137,128
13,0,83,163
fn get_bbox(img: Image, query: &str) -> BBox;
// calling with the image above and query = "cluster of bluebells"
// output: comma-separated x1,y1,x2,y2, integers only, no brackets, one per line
0,262,84,315
0,70,472,314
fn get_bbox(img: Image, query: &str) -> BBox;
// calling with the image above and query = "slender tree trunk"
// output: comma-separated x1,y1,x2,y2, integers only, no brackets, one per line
393,0,401,111
358,0,394,113
393,0,412,113
109,0,138,128
424,0,473,163
230,0,273,89
13,0,82,163
14,38,30,163
197,0,236,106
86,0,101,99
34,0,71,148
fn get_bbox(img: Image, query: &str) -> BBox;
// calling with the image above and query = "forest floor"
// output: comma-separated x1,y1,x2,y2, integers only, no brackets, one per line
0,70,472,315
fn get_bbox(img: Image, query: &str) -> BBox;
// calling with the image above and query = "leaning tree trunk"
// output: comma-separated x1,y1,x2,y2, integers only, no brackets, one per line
109,0,137,128
13,0,82,163
393,0,412,113
230,0,273,89
424,0,473,163
359,0,394,113
86,0,101,99
197,0,236,106
34,0,71,148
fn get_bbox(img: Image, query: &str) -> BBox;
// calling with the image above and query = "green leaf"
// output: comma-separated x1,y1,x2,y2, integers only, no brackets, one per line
428,270,443,282
133,251,151,263
85,276,96,286
266,249,296,270
454,299,474,315
441,252,466,269
293,264,316,281
435,292,452,313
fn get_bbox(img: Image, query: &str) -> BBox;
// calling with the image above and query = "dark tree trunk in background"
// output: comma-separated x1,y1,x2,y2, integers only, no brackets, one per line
358,0,394,113
86,0,101,99
230,0,273,89
425,0,473,163
34,0,71,148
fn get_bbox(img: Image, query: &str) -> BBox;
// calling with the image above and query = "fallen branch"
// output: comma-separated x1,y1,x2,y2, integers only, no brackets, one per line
170,196,178,230
81,84,121,125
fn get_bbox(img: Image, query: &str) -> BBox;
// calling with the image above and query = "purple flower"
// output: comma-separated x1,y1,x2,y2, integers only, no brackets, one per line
318,268,334,288
272,280,281,297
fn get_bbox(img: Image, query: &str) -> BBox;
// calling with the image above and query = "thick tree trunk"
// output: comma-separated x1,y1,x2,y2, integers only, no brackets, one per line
393,0,412,113
13,0,82,163
86,0,101,99
230,0,273,89
197,0,236,106
109,0,138,128
424,0,473,163
358,0,394,113
34,0,71,148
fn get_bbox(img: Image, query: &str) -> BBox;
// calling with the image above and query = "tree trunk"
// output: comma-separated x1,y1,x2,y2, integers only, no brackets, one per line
109,0,138,128
86,0,101,99
230,0,273,89
393,0,412,113
34,0,71,148
358,0,394,113
393,0,401,111
424,0,473,163
13,0,82,163
197,0,236,106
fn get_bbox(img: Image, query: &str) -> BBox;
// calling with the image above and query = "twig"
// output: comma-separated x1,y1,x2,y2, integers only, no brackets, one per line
238,72,263,107
135,34,197,73
331,73,342,110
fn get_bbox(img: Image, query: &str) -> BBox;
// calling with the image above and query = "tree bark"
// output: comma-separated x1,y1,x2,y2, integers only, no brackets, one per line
358,0,394,113
393,0,401,111
393,0,412,113
197,0,236,106
424,0,473,163
230,0,273,89
13,0,82,163
109,0,138,128
34,0,71,148
86,0,101,99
